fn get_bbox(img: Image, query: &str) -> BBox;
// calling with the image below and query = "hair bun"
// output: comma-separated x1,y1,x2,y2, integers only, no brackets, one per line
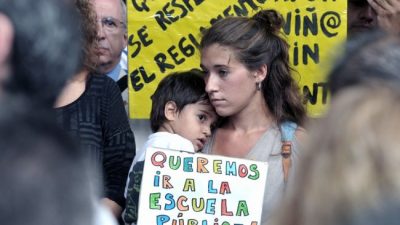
252,9,284,33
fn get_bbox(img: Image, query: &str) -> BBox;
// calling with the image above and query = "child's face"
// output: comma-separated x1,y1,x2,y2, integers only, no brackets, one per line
171,101,217,151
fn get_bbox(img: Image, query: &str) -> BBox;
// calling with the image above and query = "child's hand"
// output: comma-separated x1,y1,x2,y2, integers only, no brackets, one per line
367,0,400,34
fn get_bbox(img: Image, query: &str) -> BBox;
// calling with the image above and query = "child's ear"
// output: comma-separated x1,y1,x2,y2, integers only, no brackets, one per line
164,101,178,121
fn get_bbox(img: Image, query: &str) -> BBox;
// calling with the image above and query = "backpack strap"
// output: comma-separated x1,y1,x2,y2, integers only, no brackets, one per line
117,74,128,93
280,121,297,185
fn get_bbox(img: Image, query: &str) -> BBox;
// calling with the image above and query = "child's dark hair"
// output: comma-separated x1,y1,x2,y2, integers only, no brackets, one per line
150,69,209,132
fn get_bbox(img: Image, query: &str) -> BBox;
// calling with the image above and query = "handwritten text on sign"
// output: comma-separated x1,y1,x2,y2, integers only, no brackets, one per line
137,147,268,225
128,0,347,118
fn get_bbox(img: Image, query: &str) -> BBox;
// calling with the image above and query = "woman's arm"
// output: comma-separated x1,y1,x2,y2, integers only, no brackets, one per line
102,77,136,217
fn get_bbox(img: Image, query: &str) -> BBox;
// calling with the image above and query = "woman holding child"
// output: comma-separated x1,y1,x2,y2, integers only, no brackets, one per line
199,9,306,222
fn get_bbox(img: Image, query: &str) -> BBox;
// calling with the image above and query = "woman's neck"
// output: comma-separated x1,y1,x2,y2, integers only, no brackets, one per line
225,95,274,133
54,69,89,108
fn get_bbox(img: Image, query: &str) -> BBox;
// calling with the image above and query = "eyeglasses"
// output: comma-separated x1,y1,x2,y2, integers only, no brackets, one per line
98,17,126,33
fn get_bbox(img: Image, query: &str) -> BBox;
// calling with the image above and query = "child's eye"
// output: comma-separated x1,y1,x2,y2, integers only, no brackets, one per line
200,69,209,78
197,114,207,122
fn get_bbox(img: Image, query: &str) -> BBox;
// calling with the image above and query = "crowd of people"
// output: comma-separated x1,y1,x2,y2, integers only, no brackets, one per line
0,0,399,225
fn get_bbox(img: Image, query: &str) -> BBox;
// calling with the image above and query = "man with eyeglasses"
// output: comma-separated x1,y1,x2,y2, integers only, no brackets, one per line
94,0,128,83
348,0,400,37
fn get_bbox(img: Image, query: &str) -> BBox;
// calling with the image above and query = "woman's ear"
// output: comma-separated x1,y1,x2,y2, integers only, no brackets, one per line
164,101,178,121
254,64,268,83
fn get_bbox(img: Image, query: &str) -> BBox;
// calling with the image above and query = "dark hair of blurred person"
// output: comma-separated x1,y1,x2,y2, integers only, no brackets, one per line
0,0,82,106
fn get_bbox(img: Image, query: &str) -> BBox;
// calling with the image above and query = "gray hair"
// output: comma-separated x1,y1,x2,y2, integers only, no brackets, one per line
120,0,127,31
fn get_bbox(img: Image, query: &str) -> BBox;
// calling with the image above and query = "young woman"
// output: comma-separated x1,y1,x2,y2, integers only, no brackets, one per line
54,0,135,219
199,9,306,223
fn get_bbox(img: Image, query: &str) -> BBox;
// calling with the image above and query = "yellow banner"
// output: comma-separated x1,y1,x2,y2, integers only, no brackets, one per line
128,0,347,119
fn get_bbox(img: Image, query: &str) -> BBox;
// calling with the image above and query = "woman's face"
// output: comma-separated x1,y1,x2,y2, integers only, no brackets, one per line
200,44,259,117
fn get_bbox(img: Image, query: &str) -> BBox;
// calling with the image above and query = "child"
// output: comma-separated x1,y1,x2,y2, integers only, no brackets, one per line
123,69,217,225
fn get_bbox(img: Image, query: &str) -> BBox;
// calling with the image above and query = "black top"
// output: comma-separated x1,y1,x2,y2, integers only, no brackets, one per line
124,161,144,224
55,74,135,207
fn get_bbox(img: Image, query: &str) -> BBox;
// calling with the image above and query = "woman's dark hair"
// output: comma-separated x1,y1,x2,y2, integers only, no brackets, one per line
200,9,305,125
328,31,400,96
150,69,210,132
75,0,98,72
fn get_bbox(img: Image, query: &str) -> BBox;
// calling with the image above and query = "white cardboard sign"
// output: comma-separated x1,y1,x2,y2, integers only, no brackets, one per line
137,147,268,225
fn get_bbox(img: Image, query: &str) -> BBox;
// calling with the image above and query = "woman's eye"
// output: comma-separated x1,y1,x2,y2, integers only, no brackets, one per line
218,70,228,77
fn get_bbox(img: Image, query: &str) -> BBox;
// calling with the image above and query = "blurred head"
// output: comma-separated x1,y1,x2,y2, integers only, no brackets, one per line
0,97,95,225
347,0,378,37
269,84,400,225
0,0,82,106
200,9,305,125
93,0,127,74
150,70,217,151
75,0,99,73
329,31,400,96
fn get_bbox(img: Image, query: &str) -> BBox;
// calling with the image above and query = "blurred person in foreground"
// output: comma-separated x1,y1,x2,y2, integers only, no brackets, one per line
267,31,400,225
0,97,95,225
267,84,400,225
0,1,117,224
